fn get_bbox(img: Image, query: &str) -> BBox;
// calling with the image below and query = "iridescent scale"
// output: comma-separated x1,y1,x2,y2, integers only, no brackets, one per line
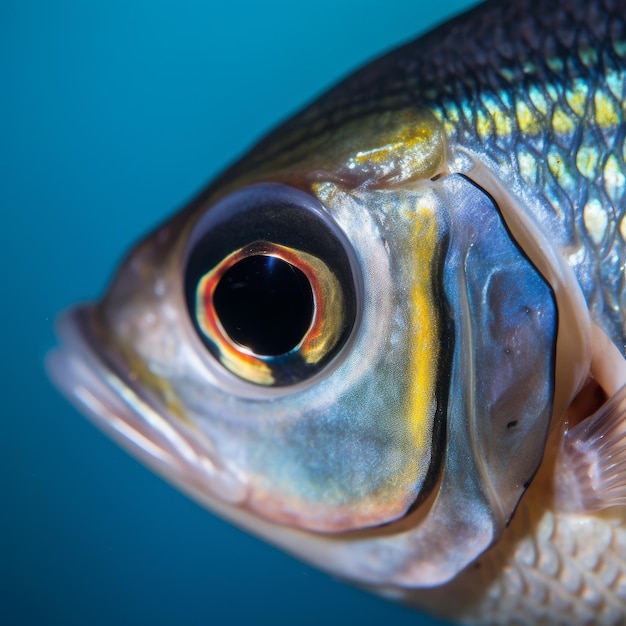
427,14,626,350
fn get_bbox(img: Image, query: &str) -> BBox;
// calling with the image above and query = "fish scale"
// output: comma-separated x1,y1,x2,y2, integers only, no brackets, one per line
419,18,626,354
219,0,623,162
405,445,626,625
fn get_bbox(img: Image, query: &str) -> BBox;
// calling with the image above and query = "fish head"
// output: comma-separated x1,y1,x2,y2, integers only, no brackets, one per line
49,104,563,585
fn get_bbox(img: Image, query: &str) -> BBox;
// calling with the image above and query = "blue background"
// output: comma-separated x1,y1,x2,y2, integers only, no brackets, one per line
3,1,477,624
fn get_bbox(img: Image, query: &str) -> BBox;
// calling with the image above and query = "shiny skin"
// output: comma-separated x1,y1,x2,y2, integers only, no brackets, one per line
138,0,626,620
45,1,626,625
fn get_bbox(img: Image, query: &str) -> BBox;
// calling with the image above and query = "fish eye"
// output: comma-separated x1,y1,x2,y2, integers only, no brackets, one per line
213,253,314,356
184,183,361,387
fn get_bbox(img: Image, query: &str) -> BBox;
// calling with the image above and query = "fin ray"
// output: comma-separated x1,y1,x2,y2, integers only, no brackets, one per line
555,384,626,513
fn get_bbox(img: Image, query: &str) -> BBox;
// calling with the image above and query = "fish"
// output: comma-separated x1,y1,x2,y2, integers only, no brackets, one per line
46,0,626,624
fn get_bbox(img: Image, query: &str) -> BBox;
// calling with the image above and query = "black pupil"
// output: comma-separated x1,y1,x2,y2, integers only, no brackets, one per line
213,255,314,356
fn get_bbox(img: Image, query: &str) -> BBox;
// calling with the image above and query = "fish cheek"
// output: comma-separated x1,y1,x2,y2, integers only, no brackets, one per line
233,188,449,533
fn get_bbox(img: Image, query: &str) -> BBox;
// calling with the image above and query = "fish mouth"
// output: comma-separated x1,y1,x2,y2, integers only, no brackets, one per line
46,305,247,504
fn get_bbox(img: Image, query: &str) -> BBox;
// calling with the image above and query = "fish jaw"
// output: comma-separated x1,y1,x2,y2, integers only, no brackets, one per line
46,304,248,506
44,307,494,589
44,303,494,590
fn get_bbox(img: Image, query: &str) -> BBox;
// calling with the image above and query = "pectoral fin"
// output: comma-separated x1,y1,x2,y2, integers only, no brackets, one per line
555,325,626,513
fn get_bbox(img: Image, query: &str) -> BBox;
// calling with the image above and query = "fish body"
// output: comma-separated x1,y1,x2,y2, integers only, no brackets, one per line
48,0,626,624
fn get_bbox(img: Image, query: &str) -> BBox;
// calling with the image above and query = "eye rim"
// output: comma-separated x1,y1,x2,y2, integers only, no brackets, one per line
182,182,363,397
195,239,346,386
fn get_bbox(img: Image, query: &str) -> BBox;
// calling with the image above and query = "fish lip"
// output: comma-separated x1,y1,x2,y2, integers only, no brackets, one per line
47,305,142,429
46,304,247,505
